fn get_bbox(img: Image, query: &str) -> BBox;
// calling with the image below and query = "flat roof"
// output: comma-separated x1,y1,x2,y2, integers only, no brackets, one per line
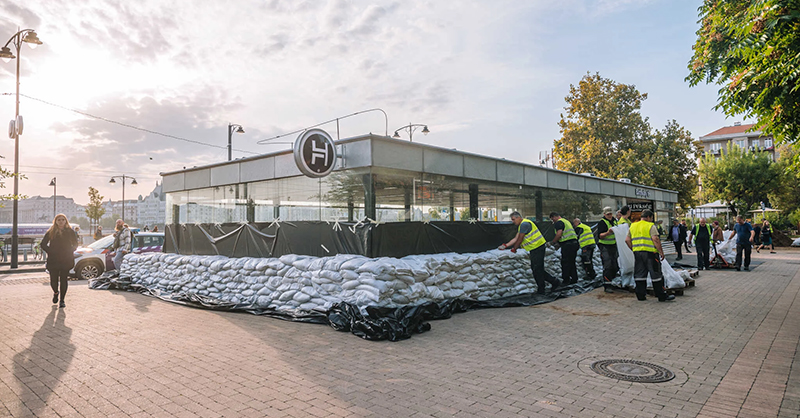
161,134,678,203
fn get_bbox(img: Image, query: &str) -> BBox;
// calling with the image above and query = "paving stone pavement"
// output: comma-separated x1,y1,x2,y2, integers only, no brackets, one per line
1,249,799,418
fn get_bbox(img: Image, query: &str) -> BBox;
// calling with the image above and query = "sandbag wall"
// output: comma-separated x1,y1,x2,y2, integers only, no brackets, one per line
120,247,604,312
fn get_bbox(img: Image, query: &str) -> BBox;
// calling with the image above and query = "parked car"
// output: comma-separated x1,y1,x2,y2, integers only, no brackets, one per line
71,232,165,279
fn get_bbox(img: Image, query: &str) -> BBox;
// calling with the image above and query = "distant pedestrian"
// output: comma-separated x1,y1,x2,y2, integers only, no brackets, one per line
681,220,692,252
752,223,762,247
41,214,78,308
712,220,724,254
111,219,132,272
572,217,597,282
689,218,712,270
73,226,83,246
143,225,150,232
758,219,775,253
152,226,159,232
656,220,665,237
729,215,754,271
626,210,674,302
93,226,103,241
670,219,685,260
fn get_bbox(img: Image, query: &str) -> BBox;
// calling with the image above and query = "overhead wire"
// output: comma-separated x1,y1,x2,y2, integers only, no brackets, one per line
1,92,264,155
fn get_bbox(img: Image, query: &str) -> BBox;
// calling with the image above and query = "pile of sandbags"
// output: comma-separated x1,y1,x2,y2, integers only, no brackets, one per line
120,246,603,312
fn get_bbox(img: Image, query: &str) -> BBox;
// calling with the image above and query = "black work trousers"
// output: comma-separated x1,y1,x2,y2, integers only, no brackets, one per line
633,251,667,301
560,240,580,285
599,243,619,289
50,268,69,302
695,240,710,269
528,245,560,294
580,244,596,281
735,243,752,269
673,240,683,259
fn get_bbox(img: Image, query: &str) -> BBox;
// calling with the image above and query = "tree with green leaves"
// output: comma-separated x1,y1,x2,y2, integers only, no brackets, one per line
769,145,800,213
554,73,700,208
698,143,782,216
687,1,800,149
85,187,106,231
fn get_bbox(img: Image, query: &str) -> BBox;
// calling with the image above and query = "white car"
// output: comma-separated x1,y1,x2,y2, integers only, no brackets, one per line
71,232,164,279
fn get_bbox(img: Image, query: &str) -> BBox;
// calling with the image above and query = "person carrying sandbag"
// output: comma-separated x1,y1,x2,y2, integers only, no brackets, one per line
626,209,675,302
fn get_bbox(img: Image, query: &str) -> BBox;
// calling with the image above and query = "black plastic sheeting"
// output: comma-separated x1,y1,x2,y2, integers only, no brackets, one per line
90,271,602,341
164,221,546,258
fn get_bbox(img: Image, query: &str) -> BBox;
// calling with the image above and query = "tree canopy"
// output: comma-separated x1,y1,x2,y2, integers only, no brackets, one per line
554,73,700,208
687,1,800,148
85,187,106,229
698,143,782,215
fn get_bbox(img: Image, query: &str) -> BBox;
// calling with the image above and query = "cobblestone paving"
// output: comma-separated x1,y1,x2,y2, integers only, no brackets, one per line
0,249,798,417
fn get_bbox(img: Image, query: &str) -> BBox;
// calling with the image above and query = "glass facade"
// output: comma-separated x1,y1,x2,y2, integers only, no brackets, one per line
166,167,669,225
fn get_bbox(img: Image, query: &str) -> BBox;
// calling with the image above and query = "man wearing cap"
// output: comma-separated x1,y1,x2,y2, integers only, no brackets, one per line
572,217,597,282
549,212,580,286
596,207,619,293
499,212,561,294
626,209,675,302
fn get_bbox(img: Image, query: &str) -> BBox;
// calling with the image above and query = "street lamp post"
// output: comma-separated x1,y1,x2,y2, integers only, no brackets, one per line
393,123,430,142
109,175,138,223
228,123,245,161
49,177,56,219
1,28,43,269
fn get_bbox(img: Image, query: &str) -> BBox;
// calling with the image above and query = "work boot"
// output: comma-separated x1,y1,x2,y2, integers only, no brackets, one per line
52,293,59,304
659,295,676,302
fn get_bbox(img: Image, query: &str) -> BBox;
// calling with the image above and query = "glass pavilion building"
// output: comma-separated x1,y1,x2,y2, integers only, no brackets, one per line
161,134,677,226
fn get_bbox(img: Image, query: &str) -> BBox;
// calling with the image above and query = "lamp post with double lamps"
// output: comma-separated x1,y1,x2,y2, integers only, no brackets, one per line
109,175,138,223
0,28,42,269
49,177,56,219
228,123,245,161
392,123,430,142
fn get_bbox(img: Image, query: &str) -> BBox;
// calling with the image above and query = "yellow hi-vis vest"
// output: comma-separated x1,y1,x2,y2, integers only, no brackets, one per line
598,218,616,245
630,220,658,253
576,223,596,248
619,217,632,226
557,218,578,242
519,218,546,251
692,224,713,242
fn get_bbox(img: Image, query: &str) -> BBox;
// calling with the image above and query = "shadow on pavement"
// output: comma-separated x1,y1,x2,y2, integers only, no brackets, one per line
12,306,75,416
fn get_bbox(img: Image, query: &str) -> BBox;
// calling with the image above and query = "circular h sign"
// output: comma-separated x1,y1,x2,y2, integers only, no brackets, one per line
293,129,336,178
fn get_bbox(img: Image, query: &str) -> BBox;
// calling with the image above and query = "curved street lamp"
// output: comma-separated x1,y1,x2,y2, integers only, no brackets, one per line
393,123,430,142
1,28,42,269
109,175,138,223
227,123,245,161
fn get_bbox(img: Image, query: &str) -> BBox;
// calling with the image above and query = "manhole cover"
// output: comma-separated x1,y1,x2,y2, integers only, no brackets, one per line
590,359,675,383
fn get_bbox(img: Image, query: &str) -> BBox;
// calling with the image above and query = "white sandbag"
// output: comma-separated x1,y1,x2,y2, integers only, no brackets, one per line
612,224,635,288
792,237,800,247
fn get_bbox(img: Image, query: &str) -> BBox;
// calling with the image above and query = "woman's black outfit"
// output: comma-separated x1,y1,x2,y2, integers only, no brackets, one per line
41,228,78,307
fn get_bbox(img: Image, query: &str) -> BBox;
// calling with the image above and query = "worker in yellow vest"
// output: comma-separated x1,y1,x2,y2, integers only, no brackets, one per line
499,212,562,294
597,206,619,293
549,212,580,286
618,205,632,226
625,209,675,302
572,217,597,282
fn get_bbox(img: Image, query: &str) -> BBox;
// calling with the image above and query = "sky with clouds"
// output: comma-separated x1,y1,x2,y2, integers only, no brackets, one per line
0,0,732,205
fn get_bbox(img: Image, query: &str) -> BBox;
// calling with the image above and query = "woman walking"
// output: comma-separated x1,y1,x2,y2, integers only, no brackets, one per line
757,220,776,254
41,214,79,308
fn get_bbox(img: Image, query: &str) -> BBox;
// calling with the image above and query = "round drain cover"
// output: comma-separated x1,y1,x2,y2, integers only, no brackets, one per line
590,359,675,383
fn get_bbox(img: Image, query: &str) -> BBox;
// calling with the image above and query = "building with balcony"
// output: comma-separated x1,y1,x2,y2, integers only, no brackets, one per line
699,122,779,160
